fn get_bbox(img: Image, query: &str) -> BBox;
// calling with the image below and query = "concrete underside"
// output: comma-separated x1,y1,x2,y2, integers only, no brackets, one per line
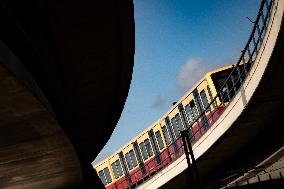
0,0,134,188
0,64,82,188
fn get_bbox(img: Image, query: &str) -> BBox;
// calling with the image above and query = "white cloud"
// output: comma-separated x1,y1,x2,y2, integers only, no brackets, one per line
177,58,214,92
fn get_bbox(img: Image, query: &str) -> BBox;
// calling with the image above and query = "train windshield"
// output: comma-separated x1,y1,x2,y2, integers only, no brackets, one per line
211,63,251,103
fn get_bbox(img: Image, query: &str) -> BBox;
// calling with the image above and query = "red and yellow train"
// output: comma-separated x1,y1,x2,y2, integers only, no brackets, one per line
93,63,247,189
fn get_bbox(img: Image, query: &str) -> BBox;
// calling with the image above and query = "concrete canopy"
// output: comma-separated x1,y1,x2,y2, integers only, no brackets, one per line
0,0,134,188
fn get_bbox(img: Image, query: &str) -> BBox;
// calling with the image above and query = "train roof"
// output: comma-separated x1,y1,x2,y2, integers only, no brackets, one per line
93,63,236,169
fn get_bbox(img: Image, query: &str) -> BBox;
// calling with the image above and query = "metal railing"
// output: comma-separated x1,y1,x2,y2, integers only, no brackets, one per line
111,0,275,188
184,0,275,146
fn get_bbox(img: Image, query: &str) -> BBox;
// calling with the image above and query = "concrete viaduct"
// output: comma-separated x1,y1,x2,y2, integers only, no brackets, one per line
136,0,284,188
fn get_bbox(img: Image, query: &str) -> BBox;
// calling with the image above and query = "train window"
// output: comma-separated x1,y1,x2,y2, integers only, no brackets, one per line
189,100,198,119
103,167,112,184
171,117,180,139
98,170,107,185
175,113,184,131
207,86,217,108
111,163,118,178
125,152,132,170
111,160,123,179
98,167,112,185
133,141,143,163
116,161,123,177
139,142,148,160
125,150,137,170
129,150,137,167
155,130,164,150
210,66,248,103
161,126,171,145
185,104,194,123
193,89,204,114
144,139,153,157
200,90,210,112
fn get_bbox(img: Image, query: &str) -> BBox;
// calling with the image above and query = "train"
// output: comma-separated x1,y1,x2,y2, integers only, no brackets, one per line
94,63,249,189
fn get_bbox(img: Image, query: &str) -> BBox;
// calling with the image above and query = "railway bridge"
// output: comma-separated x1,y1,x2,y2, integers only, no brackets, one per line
135,0,284,188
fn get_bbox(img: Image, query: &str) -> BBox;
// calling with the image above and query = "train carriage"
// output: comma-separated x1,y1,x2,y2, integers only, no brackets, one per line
96,159,114,188
136,125,158,177
94,63,248,188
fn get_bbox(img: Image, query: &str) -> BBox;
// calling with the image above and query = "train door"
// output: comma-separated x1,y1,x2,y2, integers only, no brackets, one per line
133,141,146,175
118,152,131,186
178,103,196,141
165,116,178,152
148,129,161,164
193,89,208,129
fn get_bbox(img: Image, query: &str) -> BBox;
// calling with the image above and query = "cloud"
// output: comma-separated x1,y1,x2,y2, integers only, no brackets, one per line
177,58,214,92
151,95,166,109
151,58,217,110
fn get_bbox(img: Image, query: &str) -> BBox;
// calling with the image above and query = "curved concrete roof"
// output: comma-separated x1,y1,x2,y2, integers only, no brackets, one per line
0,0,134,188
0,63,82,188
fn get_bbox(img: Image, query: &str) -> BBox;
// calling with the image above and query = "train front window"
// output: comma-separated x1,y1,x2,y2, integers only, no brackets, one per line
155,130,164,150
210,64,251,103
162,126,171,145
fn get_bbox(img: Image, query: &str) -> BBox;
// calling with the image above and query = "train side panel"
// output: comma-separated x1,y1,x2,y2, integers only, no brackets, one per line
94,64,241,188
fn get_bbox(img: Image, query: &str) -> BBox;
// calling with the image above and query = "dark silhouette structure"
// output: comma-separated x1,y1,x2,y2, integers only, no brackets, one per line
0,0,134,188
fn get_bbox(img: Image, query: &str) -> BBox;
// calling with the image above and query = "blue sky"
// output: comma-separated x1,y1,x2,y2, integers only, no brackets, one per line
94,0,261,164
